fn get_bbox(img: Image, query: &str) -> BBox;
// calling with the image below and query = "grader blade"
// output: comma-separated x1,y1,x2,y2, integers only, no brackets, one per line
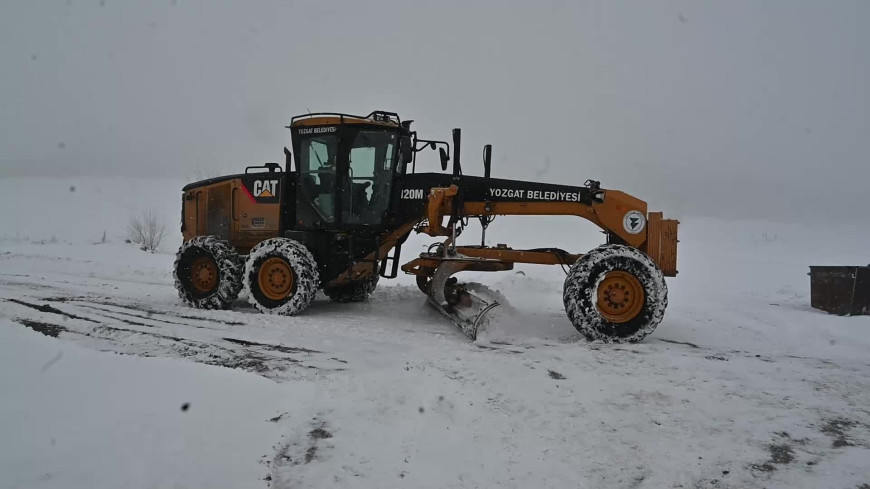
426,260,502,340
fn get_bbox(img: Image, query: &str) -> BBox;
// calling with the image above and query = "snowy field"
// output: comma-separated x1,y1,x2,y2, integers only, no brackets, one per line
2,176,870,489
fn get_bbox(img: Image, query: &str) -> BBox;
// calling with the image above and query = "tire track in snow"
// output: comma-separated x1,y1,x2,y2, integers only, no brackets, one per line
3,295,348,380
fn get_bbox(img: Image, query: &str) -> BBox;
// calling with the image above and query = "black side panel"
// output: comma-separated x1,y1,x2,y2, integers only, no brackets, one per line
239,174,282,204
393,173,450,222
395,173,594,221
400,174,593,203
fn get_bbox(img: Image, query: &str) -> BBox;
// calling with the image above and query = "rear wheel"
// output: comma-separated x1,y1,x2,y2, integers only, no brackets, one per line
563,244,667,342
173,236,243,309
324,273,379,302
243,238,319,315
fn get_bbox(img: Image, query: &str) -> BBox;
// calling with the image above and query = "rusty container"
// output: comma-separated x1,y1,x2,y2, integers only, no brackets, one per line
809,266,870,316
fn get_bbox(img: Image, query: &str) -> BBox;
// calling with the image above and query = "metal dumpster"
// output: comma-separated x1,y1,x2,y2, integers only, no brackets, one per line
809,266,870,316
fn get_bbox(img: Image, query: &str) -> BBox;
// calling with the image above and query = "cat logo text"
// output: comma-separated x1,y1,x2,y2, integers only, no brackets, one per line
253,180,278,198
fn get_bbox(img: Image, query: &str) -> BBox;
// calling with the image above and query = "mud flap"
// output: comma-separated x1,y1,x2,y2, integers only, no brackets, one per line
427,261,501,340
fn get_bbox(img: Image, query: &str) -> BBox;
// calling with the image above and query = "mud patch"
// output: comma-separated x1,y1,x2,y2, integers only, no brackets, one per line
657,338,700,349
76,303,194,327
135,308,245,326
768,443,794,464
309,427,332,439
223,337,322,355
692,477,725,488
8,302,338,380
1,281,56,290
476,343,524,354
750,442,794,472
303,421,333,463
548,369,566,380
272,419,333,471
775,431,808,445
6,298,98,323
86,299,245,326
15,318,67,338
40,296,89,303
304,446,317,464
821,418,858,448
750,462,777,473
81,308,155,328
87,324,283,375
268,412,288,423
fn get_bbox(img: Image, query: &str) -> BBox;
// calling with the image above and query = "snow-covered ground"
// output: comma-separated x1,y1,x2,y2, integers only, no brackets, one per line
1,177,869,488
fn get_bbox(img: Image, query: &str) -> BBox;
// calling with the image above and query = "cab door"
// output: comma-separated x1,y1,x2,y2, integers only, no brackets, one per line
341,127,398,226
295,131,339,228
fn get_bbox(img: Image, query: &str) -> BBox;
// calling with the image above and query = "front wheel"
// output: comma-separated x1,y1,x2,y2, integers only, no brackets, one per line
563,244,668,343
243,238,320,315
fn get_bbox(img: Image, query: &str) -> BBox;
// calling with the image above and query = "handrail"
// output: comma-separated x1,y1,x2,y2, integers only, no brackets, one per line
289,111,401,125
245,162,282,174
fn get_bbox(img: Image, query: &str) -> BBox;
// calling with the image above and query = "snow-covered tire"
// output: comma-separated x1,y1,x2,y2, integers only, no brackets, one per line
173,236,243,309
243,238,319,315
324,273,379,303
563,244,667,343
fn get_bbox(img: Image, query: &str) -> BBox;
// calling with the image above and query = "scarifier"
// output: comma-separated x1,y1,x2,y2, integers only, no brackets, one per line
174,111,679,342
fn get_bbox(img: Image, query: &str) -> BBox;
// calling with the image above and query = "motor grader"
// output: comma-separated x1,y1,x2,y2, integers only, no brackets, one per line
174,111,678,342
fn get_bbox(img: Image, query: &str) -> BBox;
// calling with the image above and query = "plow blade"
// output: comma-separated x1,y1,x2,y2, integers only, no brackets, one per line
427,260,502,340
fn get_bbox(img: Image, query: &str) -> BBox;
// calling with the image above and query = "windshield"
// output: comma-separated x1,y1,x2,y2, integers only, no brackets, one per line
342,129,397,225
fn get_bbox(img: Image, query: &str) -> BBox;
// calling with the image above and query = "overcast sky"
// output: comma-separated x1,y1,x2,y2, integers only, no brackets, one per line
2,0,868,222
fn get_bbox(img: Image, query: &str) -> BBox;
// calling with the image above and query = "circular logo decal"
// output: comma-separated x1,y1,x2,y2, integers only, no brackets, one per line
623,210,646,234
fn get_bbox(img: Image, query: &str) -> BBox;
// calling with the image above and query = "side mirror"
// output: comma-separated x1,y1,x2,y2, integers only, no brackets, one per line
482,144,492,179
283,147,293,172
439,148,449,171
400,136,413,166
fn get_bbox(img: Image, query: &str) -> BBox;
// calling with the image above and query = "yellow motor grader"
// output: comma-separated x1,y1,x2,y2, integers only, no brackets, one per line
174,111,678,342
